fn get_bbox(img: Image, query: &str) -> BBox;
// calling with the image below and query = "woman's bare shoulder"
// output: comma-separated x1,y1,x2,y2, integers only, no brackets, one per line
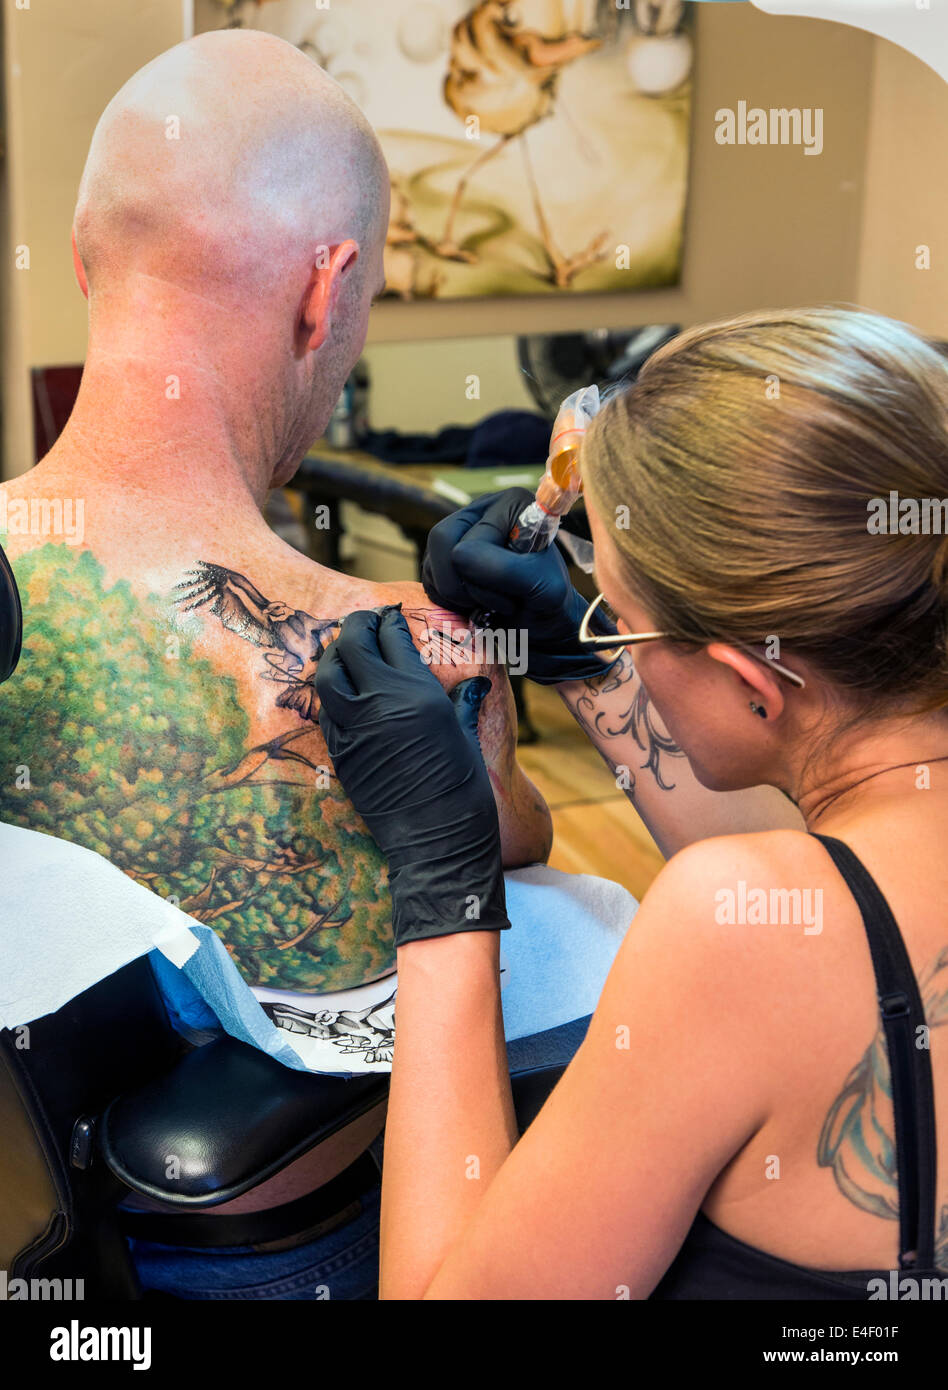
625,827,862,995
663,826,833,889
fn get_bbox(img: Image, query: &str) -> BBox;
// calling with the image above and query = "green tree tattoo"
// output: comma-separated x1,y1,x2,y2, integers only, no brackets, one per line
818,945,948,1269
0,544,394,992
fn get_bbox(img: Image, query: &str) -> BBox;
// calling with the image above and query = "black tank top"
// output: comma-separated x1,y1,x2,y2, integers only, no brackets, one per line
651,833,941,1299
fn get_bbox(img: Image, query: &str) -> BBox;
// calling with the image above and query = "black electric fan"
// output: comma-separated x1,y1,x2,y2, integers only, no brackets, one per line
514,323,680,562
516,324,681,419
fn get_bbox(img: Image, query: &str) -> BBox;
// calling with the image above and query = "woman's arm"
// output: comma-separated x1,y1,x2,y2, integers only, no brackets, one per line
379,930,516,1298
378,837,777,1300
556,649,803,858
418,492,798,860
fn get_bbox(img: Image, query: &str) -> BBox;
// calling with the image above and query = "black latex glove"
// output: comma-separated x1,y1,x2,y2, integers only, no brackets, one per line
316,606,510,947
422,488,620,685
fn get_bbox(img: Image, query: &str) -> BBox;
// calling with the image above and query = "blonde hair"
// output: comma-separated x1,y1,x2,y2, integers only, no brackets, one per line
583,306,948,715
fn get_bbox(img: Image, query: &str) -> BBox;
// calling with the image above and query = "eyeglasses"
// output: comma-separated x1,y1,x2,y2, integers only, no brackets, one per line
577,592,807,690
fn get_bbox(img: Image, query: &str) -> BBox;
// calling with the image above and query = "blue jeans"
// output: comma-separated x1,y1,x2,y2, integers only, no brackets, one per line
127,1015,591,1301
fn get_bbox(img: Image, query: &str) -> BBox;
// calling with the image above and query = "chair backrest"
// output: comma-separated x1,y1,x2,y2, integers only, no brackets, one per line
0,949,572,1299
0,955,185,1297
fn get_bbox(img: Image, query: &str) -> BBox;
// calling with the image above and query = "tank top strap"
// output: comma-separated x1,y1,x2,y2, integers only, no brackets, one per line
811,833,937,1270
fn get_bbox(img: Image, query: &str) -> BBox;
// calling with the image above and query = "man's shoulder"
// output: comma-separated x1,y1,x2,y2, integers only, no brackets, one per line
363,578,455,616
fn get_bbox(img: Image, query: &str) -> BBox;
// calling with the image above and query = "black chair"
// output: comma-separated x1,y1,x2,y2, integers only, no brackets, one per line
0,955,565,1298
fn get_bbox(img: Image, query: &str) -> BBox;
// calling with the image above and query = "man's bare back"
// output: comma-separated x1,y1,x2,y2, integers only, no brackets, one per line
0,28,549,999
0,467,551,993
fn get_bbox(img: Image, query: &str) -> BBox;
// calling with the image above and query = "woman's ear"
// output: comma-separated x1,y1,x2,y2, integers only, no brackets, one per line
705,642,785,721
301,239,360,352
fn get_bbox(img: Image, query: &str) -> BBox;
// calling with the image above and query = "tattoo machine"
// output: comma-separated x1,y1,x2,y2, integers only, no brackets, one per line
507,384,600,561
471,386,599,631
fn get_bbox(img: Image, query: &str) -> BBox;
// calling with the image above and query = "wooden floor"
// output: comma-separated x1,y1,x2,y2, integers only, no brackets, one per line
516,683,666,905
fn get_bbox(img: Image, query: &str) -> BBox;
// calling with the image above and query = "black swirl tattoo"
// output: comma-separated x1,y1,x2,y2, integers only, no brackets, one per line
570,651,684,794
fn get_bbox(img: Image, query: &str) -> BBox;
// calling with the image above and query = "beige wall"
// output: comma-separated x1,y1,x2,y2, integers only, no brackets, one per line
365,0,877,430
1,0,185,478
363,335,537,434
368,2,874,349
2,1,944,466
856,36,948,336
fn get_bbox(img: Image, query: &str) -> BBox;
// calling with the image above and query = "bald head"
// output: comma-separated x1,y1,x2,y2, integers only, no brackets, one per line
74,28,389,301
67,30,390,494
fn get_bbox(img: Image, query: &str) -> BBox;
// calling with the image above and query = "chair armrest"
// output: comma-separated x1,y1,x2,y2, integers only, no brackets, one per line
100,1032,565,1210
99,1036,388,1208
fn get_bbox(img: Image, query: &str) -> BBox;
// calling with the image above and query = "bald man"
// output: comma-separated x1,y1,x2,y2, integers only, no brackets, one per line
0,30,551,1240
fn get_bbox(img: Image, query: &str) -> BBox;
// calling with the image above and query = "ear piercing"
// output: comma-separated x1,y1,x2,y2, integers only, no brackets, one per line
749,701,768,719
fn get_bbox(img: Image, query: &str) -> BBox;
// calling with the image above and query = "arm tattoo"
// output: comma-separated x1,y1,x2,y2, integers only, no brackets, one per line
569,650,684,794
818,945,948,1269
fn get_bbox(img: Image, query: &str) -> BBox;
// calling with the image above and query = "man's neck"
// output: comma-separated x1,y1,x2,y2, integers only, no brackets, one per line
43,276,300,513
49,389,265,519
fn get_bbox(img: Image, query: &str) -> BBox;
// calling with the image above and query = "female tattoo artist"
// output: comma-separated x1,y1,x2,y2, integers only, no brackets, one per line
315,307,948,1299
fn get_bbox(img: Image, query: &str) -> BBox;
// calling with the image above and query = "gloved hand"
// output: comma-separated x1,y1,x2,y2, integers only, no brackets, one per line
316,606,510,947
422,488,620,684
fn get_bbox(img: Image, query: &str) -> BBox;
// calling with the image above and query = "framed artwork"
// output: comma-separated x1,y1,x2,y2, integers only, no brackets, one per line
199,0,694,300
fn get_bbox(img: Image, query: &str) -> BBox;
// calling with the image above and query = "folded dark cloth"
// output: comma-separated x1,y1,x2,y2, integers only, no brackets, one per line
361,410,551,468
466,410,551,468
361,424,473,464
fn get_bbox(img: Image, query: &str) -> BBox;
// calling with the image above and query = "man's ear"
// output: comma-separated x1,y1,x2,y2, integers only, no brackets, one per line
705,642,785,721
71,227,89,300
301,240,359,352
